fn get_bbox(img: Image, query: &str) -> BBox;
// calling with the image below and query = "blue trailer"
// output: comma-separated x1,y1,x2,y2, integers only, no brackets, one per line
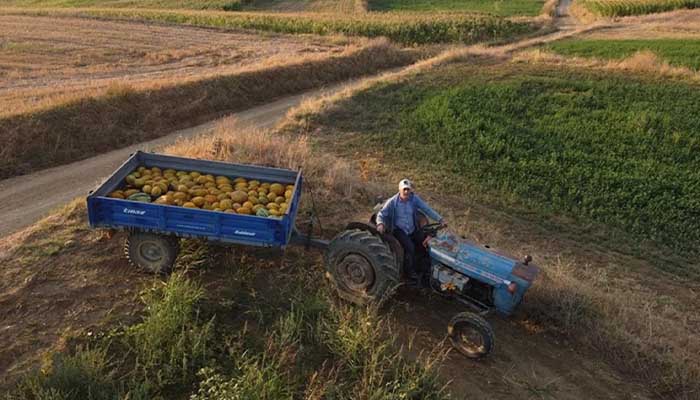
87,151,303,248
87,151,539,359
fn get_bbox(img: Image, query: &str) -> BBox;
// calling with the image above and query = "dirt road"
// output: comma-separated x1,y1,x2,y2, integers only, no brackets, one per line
0,85,336,238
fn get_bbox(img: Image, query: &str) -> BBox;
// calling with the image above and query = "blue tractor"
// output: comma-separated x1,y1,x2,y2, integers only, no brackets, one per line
324,207,540,358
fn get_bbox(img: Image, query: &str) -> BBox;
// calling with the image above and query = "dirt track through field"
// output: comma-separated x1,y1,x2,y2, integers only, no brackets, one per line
0,84,344,238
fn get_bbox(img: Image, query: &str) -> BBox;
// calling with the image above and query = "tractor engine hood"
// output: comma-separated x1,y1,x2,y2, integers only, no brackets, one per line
428,231,538,287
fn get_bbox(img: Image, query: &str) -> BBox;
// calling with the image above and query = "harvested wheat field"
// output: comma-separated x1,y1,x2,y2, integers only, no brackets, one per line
0,14,351,117
584,9,700,39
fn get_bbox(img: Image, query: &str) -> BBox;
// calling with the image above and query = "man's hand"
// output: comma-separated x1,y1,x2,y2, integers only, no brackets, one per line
377,223,385,234
440,220,448,229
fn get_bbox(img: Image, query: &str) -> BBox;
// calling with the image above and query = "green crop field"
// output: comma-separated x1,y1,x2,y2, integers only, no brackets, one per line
547,39,700,70
368,0,545,16
579,0,700,17
0,8,534,45
316,63,700,258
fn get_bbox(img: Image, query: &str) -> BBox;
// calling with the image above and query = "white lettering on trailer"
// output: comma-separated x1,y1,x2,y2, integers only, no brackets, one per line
123,208,146,216
234,230,256,237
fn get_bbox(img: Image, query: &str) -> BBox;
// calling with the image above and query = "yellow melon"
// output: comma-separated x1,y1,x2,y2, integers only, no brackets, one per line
230,190,248,203
183,202,197,208
236,207,252,215
220,199,233,210
191,196,206,207
269,183,284,196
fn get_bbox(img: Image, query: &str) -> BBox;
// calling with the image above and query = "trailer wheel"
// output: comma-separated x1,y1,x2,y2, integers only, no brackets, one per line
447,312,494,359
124,232,179,275
325,229,398,305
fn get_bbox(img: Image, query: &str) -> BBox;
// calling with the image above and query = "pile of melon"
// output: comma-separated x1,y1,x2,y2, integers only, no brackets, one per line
108,166,294,218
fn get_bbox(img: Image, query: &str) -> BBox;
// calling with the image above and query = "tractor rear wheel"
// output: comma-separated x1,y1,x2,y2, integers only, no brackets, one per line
124,232,179,275
448,312,494,359
324,229,398,305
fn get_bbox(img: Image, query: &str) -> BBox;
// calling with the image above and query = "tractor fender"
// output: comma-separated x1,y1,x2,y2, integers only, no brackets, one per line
345,222,404,276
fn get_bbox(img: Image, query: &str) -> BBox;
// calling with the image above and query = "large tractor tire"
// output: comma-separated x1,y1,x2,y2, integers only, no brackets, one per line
324,229,399,305
447,312,495,359
124,232,179,275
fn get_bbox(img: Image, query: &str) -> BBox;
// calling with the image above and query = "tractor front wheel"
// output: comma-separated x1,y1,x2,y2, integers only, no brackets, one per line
447,312,494,359
124,232,179,275
324,229,398,305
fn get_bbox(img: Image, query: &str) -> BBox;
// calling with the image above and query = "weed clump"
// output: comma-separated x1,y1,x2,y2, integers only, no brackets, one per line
124,272,214,388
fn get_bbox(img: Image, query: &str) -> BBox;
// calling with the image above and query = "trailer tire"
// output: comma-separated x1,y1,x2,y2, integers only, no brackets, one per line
124,232,179,275
325,229,398,305
448,312,494,359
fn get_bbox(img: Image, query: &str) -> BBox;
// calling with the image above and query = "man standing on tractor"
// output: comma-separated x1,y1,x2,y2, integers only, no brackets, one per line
376,179,446,285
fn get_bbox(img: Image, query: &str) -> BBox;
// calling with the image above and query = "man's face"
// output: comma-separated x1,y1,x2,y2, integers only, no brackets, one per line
399,187,411,200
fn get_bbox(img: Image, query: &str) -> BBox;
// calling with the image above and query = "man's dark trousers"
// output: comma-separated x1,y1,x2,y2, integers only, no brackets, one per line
392,228,425,278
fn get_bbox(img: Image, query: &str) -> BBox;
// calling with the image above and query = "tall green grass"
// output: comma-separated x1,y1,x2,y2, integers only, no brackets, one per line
5,348,140,400
6,251,447,399
124,272,214,389
0,8,535,45
579,0,700,17
369,0,546,16
4,272,210,399
546,39,700,70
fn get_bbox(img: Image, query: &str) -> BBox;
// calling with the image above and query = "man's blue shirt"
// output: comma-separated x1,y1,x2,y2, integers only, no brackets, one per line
395,197,416,234
376,192,442,234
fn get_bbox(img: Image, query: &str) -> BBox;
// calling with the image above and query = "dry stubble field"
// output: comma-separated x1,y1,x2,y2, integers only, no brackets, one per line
0,15,350,117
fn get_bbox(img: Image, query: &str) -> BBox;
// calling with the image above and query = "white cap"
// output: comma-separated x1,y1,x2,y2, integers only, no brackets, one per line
399,179,413,191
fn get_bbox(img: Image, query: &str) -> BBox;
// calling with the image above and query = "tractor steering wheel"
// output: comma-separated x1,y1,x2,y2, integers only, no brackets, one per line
420,222,446,237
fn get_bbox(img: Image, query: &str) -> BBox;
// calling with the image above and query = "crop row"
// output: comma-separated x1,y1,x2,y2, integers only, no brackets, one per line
4,8,534,45
579,0,699,17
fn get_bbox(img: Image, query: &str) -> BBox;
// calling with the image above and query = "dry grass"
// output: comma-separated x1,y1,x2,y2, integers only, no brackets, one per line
0,39,419,179
513,47,700,79
162,117,378,203
571,9,700,38
524,255,700,399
